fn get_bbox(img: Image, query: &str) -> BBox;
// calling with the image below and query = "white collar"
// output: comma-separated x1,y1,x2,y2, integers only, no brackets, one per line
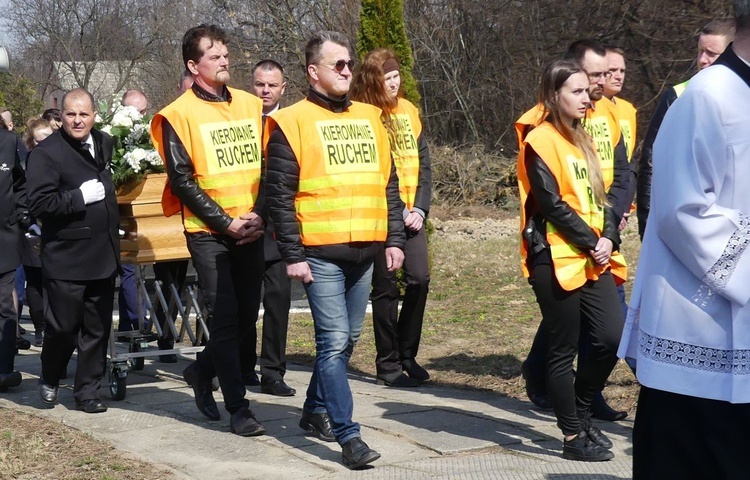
263,104,280,116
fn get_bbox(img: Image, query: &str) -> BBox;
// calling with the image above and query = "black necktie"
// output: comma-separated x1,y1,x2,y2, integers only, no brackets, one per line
78,140,96,164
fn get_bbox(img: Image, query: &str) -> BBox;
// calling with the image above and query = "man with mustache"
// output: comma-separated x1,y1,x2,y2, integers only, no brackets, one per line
151,24,267,437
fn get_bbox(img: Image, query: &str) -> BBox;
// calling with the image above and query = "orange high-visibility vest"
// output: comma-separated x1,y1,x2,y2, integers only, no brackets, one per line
390,98,422,210
582,97,621,191
518,121,627,290
612,97,637,161
150,88,264,233
514,104,545,150
266,98,392,246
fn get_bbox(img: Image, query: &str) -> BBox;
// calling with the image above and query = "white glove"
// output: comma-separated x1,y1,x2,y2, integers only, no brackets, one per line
79,179,105,205
28,224,41,236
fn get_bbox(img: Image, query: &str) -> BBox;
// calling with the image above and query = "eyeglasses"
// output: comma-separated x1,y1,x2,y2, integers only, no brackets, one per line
317,59,355,73
587,71,613,80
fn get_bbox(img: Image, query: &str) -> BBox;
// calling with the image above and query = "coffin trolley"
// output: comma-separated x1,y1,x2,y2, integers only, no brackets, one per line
107,174,207,400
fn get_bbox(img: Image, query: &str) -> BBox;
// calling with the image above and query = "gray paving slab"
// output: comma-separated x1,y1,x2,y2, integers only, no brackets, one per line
1,341,635,479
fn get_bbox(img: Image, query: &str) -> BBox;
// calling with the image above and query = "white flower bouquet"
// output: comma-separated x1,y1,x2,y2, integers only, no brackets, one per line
95,97,164,187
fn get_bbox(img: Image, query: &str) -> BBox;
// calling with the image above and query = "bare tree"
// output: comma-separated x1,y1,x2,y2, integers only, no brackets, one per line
208,0,361,101
7,0,206,109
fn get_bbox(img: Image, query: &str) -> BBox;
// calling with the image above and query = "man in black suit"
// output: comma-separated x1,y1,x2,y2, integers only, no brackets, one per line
0,117,29,392
27,88,120,414
240,59,295,396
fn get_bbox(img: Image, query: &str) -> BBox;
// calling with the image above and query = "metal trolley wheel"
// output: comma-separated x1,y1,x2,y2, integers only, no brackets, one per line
129,341,145,371
109,363,128,401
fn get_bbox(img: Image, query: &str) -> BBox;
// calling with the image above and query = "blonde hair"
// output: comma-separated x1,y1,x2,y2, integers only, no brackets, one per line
538,59,608,206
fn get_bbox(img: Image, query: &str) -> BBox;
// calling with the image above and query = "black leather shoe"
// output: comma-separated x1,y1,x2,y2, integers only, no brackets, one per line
521,361,553,411
342,437,381,469
76,399,108,414
38,379,58,405
584,422,613,449
591,391,627,421
16,336,31,350
260,379,296,396
577,407,613,448
562,431,614,462
230,407,266,436
159,354,178,363
242,371,260,386
299,411,335,442
401,358,430,381
157,340,177,363
182,362,220,421
0,371,22,389
376,372,421,387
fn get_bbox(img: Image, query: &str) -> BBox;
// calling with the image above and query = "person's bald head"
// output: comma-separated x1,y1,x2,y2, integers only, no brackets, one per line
121,89,148,115
61,88,97,142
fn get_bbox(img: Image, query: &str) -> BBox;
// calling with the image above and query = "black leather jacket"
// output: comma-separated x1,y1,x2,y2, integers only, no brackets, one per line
636,86,679,240
266,87,406,264
160,83,266,233
524,145,620,257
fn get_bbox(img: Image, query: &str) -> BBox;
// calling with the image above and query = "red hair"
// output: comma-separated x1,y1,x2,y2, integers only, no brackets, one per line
350,48,400,134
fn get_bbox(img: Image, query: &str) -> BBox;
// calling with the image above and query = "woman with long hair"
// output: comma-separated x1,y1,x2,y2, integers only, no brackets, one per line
351,49,432,387
517,59,626,462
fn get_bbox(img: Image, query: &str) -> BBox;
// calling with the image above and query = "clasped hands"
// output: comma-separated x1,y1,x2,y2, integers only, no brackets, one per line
589,237,613,266
227,212,264,244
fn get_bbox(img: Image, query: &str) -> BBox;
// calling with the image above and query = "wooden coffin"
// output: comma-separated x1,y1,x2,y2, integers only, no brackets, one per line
117,173,189,264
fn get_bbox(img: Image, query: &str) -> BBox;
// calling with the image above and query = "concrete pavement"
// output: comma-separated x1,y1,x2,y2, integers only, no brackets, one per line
2,339,634,479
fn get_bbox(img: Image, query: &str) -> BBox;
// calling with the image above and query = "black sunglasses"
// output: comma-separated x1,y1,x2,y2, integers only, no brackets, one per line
319,59,355,72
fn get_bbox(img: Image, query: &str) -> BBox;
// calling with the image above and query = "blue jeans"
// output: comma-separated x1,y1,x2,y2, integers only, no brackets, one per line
303,256,374,446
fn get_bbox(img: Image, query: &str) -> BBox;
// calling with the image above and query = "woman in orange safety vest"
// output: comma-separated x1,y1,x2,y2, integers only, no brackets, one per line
517,59,625,463
350,48,433,388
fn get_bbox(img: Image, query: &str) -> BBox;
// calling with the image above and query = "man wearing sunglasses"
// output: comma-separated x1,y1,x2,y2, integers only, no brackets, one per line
265,31,405,469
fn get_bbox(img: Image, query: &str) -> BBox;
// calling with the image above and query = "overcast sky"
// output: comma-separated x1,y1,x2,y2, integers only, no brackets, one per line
0,0,14,48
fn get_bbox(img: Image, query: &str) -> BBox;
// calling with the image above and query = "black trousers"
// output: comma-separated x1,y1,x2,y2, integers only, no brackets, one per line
258,258,291,382
41,276,114,403
0,269,17,373
23,265,45,333
634,385,750,480
186,232,263,414
371,226,430,375
529,264,622,435
152,260,189,348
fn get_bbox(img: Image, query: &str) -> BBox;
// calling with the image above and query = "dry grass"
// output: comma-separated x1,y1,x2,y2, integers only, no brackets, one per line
0,409,173,480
